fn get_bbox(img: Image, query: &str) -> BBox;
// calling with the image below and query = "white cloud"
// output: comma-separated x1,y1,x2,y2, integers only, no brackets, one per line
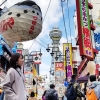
59,36,75,53
39,63,50,80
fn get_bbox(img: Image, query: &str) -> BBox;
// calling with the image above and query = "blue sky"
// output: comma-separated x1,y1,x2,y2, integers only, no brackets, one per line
1,0,76,77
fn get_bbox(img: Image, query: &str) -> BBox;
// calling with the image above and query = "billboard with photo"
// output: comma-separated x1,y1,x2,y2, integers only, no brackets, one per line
55,62,64,84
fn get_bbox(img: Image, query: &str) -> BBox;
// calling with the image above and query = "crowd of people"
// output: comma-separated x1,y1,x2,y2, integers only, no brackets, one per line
42,75,100,100
0,53,100,100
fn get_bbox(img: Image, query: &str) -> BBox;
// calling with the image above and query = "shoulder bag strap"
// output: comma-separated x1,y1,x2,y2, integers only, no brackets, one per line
15,69,21,77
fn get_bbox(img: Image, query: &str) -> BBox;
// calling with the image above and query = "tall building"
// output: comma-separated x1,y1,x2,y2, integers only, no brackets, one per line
49,27,62,83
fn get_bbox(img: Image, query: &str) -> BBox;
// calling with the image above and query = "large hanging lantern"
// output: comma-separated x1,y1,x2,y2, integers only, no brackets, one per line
87,61,96,75
0,0,42,45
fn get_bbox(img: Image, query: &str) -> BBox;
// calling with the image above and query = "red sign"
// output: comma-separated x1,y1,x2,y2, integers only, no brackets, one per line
29,16,38,34
55,62,64,71
76,0,94,59
0,17,14,32
95,64,100,76
17,50,22,54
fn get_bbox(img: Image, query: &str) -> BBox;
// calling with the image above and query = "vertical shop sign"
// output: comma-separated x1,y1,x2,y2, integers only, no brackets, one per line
65,45,72,80
55,62,64,84
63,43,72,80
76,0,94,59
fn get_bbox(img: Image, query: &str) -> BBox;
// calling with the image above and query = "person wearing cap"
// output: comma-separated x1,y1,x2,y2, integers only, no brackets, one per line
45,84,59,100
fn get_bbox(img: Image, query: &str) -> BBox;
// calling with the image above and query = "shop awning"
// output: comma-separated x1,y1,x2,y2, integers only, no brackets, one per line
77,76,89,83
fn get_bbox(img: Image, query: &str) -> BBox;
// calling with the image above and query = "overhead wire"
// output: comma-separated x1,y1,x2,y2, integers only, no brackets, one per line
43,0,51,22
61,0,68,43
67,0,72,44
0,0,7,6
35,40,47,49
36,38,47,45
25,0,52,54
35,0,52,47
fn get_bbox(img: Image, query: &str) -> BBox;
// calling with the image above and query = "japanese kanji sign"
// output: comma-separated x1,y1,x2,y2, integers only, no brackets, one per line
76,0,94,59
63,43,73,79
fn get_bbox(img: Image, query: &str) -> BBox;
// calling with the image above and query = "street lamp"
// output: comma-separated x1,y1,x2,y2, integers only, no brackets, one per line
50,70,55,76
46,48,50,52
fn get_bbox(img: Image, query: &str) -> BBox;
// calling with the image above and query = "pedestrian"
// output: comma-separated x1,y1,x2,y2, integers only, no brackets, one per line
66,75,85,100
83,83,87,100
42,90,47,100
45,84,59,100
28,91,37,100
86,75,100,100
3,53,27,100
62,90,67,100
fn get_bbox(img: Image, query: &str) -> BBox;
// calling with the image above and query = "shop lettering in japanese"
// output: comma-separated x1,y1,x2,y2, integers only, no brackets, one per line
76,0,94,59
65,45,72,79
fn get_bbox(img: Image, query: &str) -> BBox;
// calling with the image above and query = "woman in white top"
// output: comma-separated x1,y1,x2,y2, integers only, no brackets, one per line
3,53,26,100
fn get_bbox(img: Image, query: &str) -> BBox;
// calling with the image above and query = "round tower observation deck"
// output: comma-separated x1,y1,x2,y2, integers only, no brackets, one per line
49,27,62,44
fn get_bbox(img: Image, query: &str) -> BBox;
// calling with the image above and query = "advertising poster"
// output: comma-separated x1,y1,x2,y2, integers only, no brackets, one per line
76,0,94,59
55,62,64,84
63,43,73,80
33,54,41,64
24,71,33,95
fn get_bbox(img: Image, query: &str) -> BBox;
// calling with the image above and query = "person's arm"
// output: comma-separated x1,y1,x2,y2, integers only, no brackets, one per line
3,69,18,100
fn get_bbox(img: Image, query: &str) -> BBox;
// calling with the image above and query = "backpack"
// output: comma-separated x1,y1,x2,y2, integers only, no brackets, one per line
0,91,4,100
47,91,55,100
65,83,77,100
86,89,98,100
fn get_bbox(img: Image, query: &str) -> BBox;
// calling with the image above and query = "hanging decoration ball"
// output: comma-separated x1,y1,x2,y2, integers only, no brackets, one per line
0,0,42,46
87,61,96,75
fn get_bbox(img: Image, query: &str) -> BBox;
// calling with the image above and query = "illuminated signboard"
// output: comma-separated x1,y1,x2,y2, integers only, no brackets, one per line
76,0,94,59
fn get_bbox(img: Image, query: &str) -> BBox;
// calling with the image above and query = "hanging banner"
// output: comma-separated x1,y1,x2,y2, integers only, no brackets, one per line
55,62,64,84
63,43,73,80
16,49,23,54
32,65,38,78
76,0,94,59
33,54,41,64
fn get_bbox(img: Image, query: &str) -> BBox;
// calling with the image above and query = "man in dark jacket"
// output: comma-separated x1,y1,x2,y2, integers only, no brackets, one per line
45,84,59,100
69,75,85,100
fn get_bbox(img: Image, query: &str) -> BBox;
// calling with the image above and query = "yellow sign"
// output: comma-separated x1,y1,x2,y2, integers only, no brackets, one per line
32,65,38,78
63,43,73,78
51,36,60,41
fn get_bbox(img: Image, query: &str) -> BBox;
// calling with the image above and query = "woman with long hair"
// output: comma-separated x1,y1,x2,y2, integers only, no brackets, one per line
3,53,26,100
42,90,47,100
28,91,37,100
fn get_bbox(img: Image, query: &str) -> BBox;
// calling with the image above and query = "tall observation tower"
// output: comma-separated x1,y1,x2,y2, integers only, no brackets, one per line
49,27,62,83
